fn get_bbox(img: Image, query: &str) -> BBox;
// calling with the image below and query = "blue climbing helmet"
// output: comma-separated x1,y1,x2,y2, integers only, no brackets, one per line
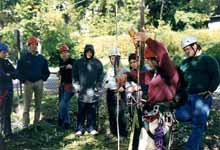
0,42,9,52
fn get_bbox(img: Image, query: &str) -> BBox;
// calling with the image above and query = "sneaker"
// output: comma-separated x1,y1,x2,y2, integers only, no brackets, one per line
90,130,98,135
75,130,82,136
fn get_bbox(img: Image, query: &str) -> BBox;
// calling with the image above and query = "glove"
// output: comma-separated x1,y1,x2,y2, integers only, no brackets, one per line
72,82,80,93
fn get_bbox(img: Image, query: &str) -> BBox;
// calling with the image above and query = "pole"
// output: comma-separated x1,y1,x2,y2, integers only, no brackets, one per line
128,0,145,150
115,1,121,150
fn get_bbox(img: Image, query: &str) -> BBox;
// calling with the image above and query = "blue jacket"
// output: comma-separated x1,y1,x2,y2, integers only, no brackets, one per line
17,52,50,83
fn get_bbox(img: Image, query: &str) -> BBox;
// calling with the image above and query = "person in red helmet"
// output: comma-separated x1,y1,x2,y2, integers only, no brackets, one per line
17,36,50,128
27,37,38,46
125,32,179,105
57,44,75,129
118,31,179,149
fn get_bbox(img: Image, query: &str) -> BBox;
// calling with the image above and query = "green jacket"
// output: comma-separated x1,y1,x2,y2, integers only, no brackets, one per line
180,54,220,94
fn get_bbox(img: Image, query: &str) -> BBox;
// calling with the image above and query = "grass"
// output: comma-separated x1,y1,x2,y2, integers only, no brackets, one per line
4,91,220,150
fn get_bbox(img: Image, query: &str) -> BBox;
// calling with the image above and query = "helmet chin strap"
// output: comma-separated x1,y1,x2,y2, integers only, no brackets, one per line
190,43,200,57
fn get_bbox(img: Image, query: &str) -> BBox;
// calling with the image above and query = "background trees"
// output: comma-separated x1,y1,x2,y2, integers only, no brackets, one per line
0,0,220,65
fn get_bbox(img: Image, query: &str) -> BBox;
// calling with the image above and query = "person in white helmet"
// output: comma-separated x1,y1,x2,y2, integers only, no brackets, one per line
103,48,129,139
175,36,220,150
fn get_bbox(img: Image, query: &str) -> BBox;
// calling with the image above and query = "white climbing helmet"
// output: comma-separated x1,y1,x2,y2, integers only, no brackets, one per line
181,36,197,49
108,48,120,56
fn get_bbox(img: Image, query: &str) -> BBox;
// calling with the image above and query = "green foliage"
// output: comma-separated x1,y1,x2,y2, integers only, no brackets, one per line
0,0,78,66
1,0,220,66
185,0,219,14
6,94,129,150
205,43,220,56
173,11,209,30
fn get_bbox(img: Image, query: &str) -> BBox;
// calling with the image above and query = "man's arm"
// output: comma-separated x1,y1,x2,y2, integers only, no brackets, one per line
96,60,104,88
16,58,26,83
42,58,50,81
72,59,79,82
206,56,220,92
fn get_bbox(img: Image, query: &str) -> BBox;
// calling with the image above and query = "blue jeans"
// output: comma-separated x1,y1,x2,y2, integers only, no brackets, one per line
76,101,98,132
58,85,73,126
175,94,212,150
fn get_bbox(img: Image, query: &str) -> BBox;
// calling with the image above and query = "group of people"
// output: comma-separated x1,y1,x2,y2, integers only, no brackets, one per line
0,30,220,150
57,31,220,150
0,36,50,137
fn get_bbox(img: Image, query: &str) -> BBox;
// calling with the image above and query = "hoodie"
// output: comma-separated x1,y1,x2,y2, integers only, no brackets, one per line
73,44,104,103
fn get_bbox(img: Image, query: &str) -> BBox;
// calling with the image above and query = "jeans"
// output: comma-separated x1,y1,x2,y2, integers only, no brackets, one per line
106,89,127,137
76,101,98,132
175,94,212,150
58,85,73,126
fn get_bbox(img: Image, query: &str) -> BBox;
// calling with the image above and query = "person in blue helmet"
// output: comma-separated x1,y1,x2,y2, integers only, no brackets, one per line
175,36,220,150
0,42,17,137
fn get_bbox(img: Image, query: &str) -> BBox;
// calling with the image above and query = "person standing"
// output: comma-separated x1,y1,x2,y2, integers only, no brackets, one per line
0,42,17,136
57,44,75,129
103,48,129,139
175,36,220,150
17,36,50,128
119,31,179,150
127,53,148,149
73,44,103,136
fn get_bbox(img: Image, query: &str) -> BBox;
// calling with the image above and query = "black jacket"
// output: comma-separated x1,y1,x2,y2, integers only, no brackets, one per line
59,58,75,84
73,54,103,103
0,58,17,89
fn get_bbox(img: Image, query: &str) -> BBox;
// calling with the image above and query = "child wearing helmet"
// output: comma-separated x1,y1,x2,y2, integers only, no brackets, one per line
0,42,17,137
17,36,50,128
175,36,220,150
103,48,129,139
126,32,179,104
57,44,75,129
120,31,179,150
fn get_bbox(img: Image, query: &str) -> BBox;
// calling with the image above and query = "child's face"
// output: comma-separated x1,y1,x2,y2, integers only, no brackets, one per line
110,56,115,65
85,50,93,59
145,58,158,69
0,51,8,59
60,51,70,60
29,43,38,53
129,59,138,70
